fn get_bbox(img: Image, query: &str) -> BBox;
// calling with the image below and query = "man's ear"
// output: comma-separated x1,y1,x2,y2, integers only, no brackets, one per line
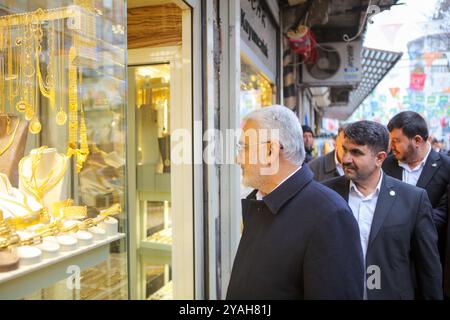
268,141,281,164
376,151,387,165
414,135,425,145
261,141,281,176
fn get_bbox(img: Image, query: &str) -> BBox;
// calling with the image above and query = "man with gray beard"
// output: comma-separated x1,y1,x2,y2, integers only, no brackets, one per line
226,105,364,300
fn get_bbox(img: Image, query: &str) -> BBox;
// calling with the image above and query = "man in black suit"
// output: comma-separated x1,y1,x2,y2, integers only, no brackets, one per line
324,120,442,299
309,125,347,182
382,111,450,298
302,125,315,163
227,105,364,299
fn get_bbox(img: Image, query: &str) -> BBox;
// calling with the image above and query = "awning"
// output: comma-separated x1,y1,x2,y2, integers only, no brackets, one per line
322,47,403,120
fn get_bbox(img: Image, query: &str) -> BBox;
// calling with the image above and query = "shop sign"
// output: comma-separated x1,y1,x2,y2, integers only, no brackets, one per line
410,72,426,91
427,95,436,104
241,0,277,76
402,95,410,104
439,95,448,103
416,94,425,103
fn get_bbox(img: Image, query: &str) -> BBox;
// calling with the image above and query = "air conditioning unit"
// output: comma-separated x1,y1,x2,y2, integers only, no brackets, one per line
329,86,352,106
302,41,362,87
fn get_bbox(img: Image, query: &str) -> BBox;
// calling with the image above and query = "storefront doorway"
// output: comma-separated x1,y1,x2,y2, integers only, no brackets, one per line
126,0,196,300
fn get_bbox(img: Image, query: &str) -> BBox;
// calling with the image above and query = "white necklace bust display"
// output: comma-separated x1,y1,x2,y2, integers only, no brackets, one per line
0,173,43,221
18,147,69,210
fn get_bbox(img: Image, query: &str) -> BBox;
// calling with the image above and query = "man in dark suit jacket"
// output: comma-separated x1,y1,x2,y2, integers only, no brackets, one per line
309,125,347,182
382,111,450,298
302,125,315,163
227,105,364,299
324,120,442,300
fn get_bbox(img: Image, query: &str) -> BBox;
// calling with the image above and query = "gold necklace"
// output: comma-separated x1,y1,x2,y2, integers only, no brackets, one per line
23,16,35,120
24,78,34,120
0,191,35,215
36,15,55,109
16,24,29,114
6,17,17,106
77,69,89,172
19,147,68,202
0,36,4,113
29,13,43,134
29,69,41,134
0,191,49,230
22,14,34,79
0,173,12,194
0,116,20,156
12,25,20,100
56,18,67,125
68,45,78,146
46,19,55,106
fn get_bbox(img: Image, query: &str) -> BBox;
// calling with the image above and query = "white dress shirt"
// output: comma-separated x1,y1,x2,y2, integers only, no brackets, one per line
348,173,383,299
398,143,431,186
334,150,344,176
348,173,383,259
256,166,302,200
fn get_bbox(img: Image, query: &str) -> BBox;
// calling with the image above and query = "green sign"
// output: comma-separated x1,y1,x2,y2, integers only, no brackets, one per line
439,95,448,103
403,95,410,104
416,94,425,103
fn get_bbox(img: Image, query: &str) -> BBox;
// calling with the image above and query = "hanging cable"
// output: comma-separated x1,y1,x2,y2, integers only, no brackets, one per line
343,0,381,42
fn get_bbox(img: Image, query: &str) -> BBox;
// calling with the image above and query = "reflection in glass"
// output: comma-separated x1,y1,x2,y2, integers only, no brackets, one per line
133,64,173,300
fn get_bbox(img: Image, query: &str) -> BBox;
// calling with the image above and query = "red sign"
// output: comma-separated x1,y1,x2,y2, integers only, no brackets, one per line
410,73,426,91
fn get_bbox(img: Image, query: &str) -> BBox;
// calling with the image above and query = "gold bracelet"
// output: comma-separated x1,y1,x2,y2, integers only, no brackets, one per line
0,225,12,237
60,206,87,220
51,199,74,218
0,234,20,249
61,206,87,220
33,220,62,235
79,218,95,230
20,234,43,246
4,209,48,230
99,203,121,217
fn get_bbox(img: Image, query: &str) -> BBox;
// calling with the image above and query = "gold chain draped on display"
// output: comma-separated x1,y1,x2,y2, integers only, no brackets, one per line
0,6,94,171
0,190,50,230
18,146,68,202
0,116,20,156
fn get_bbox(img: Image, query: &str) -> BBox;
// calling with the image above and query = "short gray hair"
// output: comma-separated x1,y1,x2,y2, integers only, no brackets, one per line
242,105,305,165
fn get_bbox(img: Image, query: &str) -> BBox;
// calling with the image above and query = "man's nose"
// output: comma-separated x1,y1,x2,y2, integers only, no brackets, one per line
342,152,351,164
235,152,242,165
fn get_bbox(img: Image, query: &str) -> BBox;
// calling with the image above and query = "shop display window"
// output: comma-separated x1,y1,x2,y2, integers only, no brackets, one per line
240,53,274,118
131,63,173,299
0,0,127,300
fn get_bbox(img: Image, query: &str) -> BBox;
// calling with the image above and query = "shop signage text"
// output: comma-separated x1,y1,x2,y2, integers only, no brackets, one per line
247,0,267,27
241,9,269,58
240,0,277,76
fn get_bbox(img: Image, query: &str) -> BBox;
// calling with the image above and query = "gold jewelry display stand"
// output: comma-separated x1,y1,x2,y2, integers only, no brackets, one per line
18,147,69,209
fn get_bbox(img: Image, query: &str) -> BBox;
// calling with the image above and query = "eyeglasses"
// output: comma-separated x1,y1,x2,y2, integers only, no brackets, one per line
235,141,283,153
